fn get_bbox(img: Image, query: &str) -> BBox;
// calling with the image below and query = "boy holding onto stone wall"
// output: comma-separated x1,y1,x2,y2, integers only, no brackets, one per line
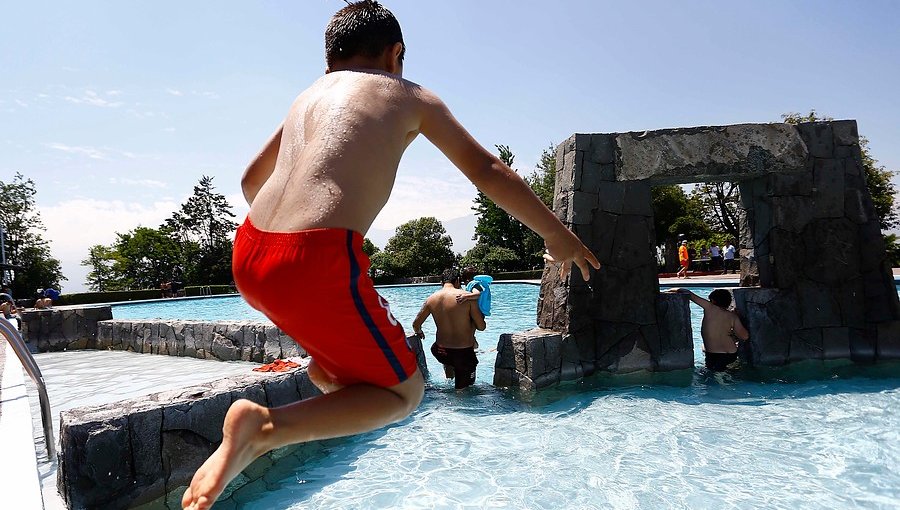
183,2,599,508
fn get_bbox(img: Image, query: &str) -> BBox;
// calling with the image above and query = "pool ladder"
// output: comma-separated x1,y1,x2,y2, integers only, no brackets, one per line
0,318,55,458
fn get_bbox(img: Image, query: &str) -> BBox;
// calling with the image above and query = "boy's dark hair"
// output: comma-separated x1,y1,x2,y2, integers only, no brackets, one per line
325,1,405,68
441,268,460,284
709,289,733,309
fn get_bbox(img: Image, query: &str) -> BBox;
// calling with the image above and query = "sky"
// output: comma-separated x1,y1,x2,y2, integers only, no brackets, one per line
2,0,899,292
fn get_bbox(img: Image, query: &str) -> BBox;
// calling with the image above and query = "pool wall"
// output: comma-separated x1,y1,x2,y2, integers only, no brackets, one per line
21,306,112,351
97,319,305,363
495,293,693,389
55,331,429,509
57,366,322,509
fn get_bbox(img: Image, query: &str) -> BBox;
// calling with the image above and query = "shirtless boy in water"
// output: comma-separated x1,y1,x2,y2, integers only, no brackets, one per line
412,268,486,389
182,2,599,508
667,288,750,371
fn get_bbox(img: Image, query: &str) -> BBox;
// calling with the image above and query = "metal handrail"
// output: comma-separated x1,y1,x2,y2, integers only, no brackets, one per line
0,317,55,458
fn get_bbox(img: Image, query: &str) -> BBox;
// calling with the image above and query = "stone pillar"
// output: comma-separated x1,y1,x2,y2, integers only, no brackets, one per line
737,120,900,364
502,133,694,390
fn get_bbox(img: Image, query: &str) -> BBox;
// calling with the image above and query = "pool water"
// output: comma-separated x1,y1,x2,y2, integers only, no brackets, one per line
115,285,900,509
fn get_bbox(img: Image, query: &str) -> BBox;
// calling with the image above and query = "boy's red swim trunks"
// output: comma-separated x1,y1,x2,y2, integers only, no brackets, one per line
232,216,418,388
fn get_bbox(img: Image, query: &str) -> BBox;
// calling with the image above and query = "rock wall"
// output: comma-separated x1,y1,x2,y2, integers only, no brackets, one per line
497,120,900,390
20,306,112,351
96,319,306,363
57,367,322,510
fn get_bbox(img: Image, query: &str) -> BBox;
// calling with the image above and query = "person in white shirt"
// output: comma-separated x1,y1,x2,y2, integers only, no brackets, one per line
722,242,737,275
709,244,722,272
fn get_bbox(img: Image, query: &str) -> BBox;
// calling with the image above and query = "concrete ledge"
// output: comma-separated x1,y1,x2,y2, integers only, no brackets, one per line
21,306,113,352
57,365,322,510
95,319,306,363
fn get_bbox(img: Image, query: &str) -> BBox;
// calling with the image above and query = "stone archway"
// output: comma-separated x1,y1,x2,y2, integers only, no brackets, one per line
494,120,900,390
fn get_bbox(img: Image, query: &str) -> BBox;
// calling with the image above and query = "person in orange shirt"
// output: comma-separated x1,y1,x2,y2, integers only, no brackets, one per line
677,240,691,279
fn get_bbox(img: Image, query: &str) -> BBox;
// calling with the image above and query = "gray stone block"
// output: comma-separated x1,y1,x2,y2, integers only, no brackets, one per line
876,321,900,359
589,134,616,164
616,123,808,181
789,329,823,362
264,374,303,407
849,328,876,362
832,120,859,146
822,327,851,359
610,216,656,270
812,159,845,218
797,122,834,158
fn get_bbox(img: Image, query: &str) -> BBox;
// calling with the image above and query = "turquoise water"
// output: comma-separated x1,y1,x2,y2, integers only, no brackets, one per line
114,286,900,509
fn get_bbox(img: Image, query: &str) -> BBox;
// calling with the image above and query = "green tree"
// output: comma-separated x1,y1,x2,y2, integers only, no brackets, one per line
690,182,740,243
163,175,237,285
0,172,65,296
651,185,711,270
521,145,556,268
362,238,379,257
471,145,527,251
459,244,519,273
113,227,182,289
81,244,124,292
467,144,555,271
379,217,455,277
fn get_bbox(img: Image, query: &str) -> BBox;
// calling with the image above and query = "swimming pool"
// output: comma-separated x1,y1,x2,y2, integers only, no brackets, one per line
110,284,900,509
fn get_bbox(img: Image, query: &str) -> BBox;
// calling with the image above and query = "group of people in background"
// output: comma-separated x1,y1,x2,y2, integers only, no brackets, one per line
0,286,61,329
677,239,737,278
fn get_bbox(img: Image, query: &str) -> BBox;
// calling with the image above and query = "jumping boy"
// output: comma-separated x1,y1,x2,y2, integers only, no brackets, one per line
182,2,600,509
666,288,749,371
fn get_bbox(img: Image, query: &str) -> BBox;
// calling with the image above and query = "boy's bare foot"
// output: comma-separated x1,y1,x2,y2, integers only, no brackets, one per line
182,399,272,510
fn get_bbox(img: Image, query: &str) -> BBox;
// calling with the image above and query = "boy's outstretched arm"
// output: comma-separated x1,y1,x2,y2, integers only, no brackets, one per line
666,288,713,310
241,123,283,205
419,93,600,280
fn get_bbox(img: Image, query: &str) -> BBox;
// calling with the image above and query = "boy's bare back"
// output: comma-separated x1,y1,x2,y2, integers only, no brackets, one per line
699,305,744,354
424,287,483,349
249,70,424,234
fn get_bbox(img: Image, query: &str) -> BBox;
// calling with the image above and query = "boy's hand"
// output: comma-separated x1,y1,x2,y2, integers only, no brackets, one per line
542,230,601,281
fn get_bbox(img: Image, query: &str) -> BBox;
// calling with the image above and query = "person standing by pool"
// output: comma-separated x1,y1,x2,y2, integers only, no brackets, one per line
411,268,486,389
183,2,600,509
722,241,737,275
710,243,722,272
666,288,749,371
677,240,691,278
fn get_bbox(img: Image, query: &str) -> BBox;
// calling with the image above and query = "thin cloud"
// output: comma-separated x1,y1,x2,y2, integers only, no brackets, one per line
46,142,110,160
14,99,28,108
166,88,184,96
64,90,123,108
371,173,476,231
192,90,220,99
108,177,168,189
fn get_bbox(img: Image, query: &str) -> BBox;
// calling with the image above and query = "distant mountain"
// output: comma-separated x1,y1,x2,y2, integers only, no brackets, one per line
443,214,477,254
364,214,477,255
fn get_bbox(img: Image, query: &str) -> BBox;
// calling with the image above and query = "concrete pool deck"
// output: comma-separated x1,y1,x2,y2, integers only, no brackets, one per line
0,336,44,509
